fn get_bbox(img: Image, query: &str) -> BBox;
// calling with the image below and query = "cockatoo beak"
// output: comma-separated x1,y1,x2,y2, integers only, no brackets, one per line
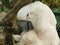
17,20,34,32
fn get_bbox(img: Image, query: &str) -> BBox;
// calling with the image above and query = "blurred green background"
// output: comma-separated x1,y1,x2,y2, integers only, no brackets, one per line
1,0,60,12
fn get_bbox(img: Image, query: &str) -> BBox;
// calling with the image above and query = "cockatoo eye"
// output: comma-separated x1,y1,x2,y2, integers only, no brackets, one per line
27,13,29,17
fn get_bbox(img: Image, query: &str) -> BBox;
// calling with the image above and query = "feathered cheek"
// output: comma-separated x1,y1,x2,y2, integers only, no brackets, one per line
27,17,34,22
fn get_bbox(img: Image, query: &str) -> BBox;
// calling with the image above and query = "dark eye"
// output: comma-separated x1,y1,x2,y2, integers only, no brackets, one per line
27,14,29,17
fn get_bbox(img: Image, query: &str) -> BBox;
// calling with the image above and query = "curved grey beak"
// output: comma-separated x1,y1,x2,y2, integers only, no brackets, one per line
17,20,34,31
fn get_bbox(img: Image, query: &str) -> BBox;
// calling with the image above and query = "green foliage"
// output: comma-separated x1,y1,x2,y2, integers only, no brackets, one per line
2,0,11,9
38,0,60,8
2,5,9,12
52,8,60,13
56,16,60,30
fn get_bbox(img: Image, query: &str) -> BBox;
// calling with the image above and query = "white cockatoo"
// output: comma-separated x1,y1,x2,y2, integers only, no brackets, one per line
14,1,59,45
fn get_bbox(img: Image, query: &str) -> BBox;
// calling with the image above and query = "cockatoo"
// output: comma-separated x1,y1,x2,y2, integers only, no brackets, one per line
14,1,59,45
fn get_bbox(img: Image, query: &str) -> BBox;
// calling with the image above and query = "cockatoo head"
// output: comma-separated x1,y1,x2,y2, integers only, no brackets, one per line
17,1,57,31
17,1,41,30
